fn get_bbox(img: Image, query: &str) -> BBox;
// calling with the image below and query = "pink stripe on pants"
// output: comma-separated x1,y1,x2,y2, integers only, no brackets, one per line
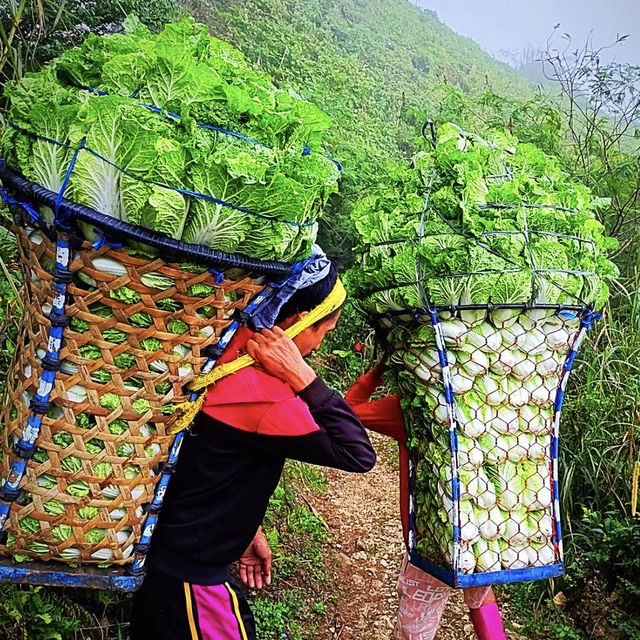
192,583,244,640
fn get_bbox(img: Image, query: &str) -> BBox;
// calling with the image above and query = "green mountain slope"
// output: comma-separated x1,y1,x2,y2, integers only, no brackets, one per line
183,0,531,250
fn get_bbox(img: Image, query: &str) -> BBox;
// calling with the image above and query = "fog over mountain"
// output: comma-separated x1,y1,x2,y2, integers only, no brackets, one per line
413,0,640,66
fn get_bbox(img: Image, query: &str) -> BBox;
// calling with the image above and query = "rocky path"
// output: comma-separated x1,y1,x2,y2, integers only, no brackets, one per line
308,434,523,640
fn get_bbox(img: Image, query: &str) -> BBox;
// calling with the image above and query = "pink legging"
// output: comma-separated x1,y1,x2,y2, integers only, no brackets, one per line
394,557,506,640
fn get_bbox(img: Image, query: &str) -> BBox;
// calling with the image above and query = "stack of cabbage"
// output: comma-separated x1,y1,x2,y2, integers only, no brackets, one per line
0,17,340,263
349,124,619,575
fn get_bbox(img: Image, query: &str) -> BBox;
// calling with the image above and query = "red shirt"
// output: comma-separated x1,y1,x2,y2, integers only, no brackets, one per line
345,365,411,544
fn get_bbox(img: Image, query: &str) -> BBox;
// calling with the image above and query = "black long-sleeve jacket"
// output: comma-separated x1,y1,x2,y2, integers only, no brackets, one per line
148,371,376,584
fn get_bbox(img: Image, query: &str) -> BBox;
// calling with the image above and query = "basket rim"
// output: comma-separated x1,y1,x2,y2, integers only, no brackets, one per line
0,158,294,278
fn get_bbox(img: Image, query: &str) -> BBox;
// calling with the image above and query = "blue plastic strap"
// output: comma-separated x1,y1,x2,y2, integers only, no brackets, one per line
10,123,317,230
0,188,41,224
54,138,85,230
80,85,343,170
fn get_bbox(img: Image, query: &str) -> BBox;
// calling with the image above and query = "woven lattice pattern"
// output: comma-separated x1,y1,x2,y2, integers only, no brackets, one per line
0,225,266,564
387,309,583,575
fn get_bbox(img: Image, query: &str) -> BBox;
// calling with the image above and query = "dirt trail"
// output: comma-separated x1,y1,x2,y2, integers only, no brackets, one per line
309,434,523,640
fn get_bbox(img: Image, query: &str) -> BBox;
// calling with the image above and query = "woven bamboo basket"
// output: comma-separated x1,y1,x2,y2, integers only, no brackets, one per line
0,161,291,567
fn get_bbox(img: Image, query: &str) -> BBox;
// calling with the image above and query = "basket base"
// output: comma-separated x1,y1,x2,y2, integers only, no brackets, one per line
0,558,143,592
409,552,564,588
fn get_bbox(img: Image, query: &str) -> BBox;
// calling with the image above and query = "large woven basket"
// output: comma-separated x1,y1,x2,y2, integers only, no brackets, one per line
0,161,292,567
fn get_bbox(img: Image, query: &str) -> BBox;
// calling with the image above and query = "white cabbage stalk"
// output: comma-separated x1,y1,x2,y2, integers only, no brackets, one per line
439,319,468,346
474,506,500,540
456,346,490,377
61,548,81,561
459,502,480,543
459,543,477,574
460,308,487,327
513,355,536,380
42,303,53,317
528,436,549,462
150,345,193,378
531,542,556,566
545,326,572,351
131,486,145,501
29,230,45,245
520,405,549,434
456,403,487,438
102,485,120,500
457,436,484,469
530,376,555,407
504,378,530,407
517,328,547,355
429,389,450,425
490,349,517,376
91,257,127,278
520,464,552,510
519,308,551,331
200,325,216,338
60,360,79,375
535,512,555,540
475,538,501,572
66,385,88,403
492,406,519,435
476,375,506,406
502,509,532,545
478,433,508,463
500,541,530,570
450,370,475,394
536,351,561,378
465,323,502,353
491,309,520,328
496,462,521,510
411,348,443,373
475,468,498,509
139,424,155,438
140,273,176,290
500,324,526,349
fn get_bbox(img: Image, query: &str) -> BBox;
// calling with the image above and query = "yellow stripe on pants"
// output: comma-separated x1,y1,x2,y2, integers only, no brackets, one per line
224,582,249,640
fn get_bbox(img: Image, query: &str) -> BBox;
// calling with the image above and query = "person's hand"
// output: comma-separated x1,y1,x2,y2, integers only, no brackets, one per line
239,528,272,590
246,326,316,392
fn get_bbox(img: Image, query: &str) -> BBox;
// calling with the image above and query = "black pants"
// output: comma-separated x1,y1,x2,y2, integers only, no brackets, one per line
130,564,256,640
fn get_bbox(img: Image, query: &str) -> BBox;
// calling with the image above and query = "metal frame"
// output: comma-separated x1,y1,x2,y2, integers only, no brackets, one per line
404,305,600,588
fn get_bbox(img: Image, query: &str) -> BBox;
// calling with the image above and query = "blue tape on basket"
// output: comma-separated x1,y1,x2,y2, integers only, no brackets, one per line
551,436,559,460
209,268,224,285
564,348,578,370
553,479,560,502
555,518,562,542
452,524,460,544
443,383,454,405
0,188,41,224
581,311,602,329
451,476,460,502
554,388,565,413
450,429,458,453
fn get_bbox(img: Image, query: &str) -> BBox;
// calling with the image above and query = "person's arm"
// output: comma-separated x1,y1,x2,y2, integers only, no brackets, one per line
345,364,406,442
245,328,376,472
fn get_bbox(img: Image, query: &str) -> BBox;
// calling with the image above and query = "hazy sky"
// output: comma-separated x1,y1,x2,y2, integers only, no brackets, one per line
414,0,640,65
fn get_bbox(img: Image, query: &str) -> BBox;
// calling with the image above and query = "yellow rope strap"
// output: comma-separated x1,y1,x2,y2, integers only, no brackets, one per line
632,460,640,518
169,279,347,435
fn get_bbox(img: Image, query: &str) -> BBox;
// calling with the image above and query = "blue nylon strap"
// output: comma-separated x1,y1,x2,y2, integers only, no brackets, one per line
10,122,316,229
0,188,41,224
53,137,85,230
80,85,343,171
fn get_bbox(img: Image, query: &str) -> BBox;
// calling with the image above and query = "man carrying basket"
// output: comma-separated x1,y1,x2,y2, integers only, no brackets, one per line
130,263,376,640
